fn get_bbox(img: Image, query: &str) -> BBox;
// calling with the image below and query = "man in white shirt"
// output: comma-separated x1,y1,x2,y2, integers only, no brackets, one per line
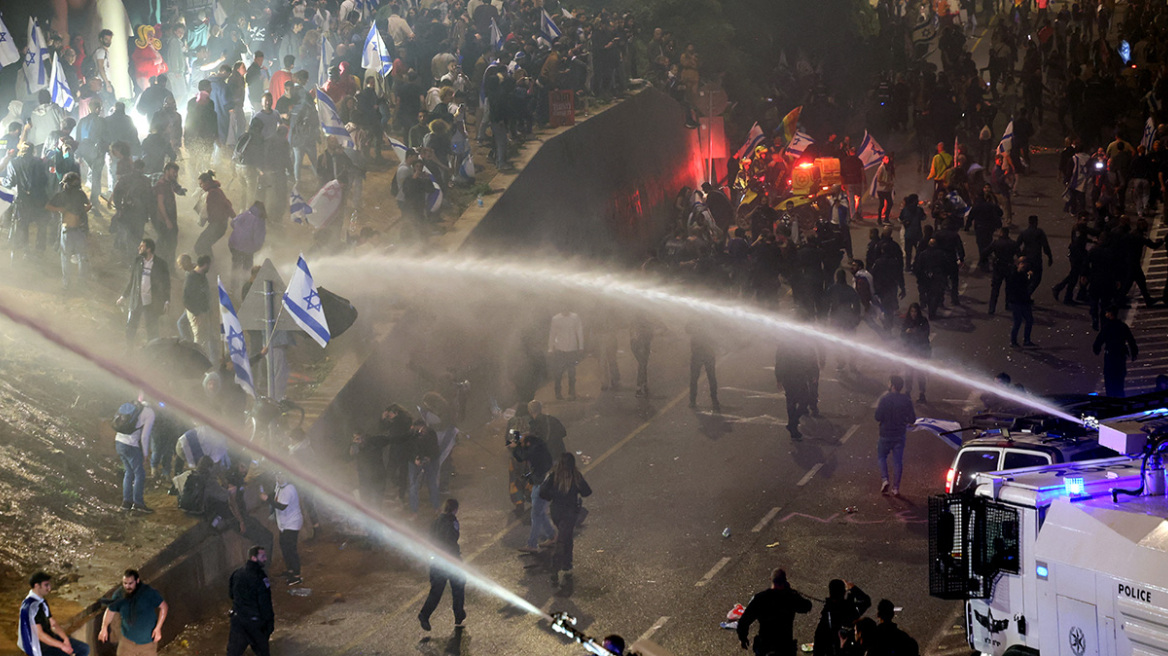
547,310,584,400
385,4,415,48
93,29,115,104
261,472,304,585
114,400,156,513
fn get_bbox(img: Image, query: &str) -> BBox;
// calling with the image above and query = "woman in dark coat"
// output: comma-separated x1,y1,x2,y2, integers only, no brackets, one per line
540,452,592,586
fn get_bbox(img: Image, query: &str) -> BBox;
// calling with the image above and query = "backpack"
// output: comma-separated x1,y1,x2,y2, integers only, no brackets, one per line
176,470,207,515
112,402,144,435
232,132,253,163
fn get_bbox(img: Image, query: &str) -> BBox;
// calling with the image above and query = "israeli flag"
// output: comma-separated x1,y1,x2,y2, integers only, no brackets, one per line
1142,116,1156,151
24,18,48,93
0,16,19,68
282,255,330,348
913,418,965,450
318,36,334,87
857,130,885,170
218,278,256,397
734,122,765,159
315,89,356,150
540,9,562,41
425,166,443,213
388,135,408,159
49,54,75,113
458,154,475,182
362,23,392,76
0,187,13,214
490,18,504,51
786,129,814,158
997,119,1014,155
290,185,312,224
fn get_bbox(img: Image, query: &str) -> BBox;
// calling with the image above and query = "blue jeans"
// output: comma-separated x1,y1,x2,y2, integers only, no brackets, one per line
877,437,905,489
528,483,555,548
41,638,90,656
116,441,146,507
409,459,440,514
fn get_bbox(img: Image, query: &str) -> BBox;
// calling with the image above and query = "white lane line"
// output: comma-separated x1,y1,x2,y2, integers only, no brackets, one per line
695,557,732,587
797,463,824,487
751,506,783,533
840,424,861,444
638,616,670,643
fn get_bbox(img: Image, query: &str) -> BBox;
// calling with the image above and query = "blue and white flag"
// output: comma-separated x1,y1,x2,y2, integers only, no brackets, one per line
997,119,1014,155
0,187,12,213
0,16,19,67
283,255,330,348
914,418,965,450
539,9,562,41
361,22,391,76
490,18,504,51
48,54,75,113
388,135,408,158
314,88,356,150
24,18,48,94
457,154,475,182
734,122,765,159
562,8,573,19
857,130,885,170
425,166,443,213
786,129,814,159
1142,116,1156,151
218,278,256,397
318,36,334,87
290,185,312,224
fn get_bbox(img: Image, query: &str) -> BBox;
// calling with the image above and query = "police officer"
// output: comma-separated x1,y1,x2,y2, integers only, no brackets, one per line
912,239,949,320
737,568,812,656
227,545,275,656
418,498,466,631
986,228,1020,315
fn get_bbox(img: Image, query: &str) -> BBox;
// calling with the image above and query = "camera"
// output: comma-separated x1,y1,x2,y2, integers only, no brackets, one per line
506,429,523,446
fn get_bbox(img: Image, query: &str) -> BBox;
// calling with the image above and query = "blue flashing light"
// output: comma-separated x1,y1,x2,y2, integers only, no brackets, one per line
1088,392,1099,396
1065,477,1086,497
1036,564,1049,578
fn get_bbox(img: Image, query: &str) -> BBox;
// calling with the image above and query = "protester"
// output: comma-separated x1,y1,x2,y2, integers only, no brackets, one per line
226,546,274,656
541,452,592,587
417,498,466,631
98,569,168,655
874,375,916,497
19,572,90,656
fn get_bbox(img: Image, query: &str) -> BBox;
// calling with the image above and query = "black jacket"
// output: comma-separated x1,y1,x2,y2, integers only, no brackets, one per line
183,270,210,315
229,559,274,630
122,255,172,310
737,586,813,652
430,511,461,559
1094,318,1137,359
513,435,553,482
813,586,872,656
539,471,592,518
987,237,1020,276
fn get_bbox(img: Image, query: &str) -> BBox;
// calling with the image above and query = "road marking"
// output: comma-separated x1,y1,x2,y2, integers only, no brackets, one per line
751,506,783,533
695,557,732,587
797,463,824,487
638,616,670,643
339,383,696,653
582,388,689,474
840,424,861,444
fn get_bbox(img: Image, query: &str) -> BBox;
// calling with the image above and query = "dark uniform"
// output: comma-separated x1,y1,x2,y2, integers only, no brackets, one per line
687,322,720,412
912,244,949,319
986,236,1020,314
1094,316,1138,397
227,559,274,656
775,343,819,440
737,583,813,656
418,509,466,627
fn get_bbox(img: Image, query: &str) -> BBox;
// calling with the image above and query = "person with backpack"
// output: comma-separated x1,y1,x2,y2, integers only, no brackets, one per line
113,399,156,513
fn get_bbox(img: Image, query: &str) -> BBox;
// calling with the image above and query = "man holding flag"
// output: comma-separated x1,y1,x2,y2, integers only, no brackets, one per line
362,22,392,77
49,53,75,114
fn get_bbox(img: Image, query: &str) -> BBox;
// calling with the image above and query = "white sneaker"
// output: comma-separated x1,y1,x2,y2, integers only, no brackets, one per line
880,481,890,495
890,487,899,497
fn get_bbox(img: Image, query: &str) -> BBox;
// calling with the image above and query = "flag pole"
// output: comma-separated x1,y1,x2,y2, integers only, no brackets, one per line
264,281,277,399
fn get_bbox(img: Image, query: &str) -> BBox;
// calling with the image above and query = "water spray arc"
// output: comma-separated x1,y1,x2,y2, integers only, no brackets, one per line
0,290,550,624
316,254,1084,426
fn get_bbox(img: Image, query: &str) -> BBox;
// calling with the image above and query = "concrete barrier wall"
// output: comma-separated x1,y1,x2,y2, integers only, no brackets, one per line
460,88,706,260
68,524,253,655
